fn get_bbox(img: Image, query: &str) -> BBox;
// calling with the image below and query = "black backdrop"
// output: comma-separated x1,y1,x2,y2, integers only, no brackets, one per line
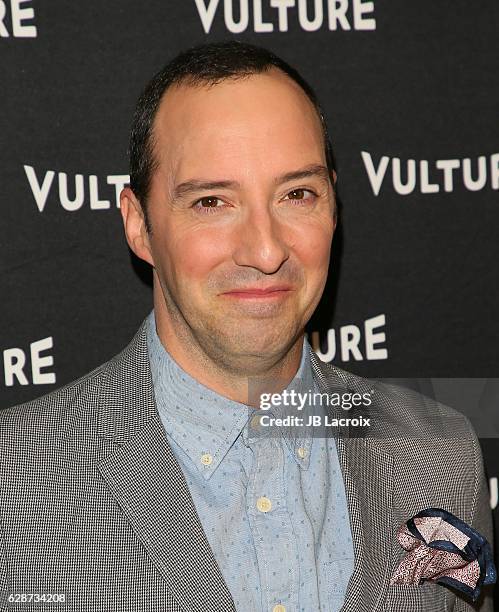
2,0,499,600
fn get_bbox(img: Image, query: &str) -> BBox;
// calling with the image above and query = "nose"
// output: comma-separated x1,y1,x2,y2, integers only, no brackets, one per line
232,205,290,274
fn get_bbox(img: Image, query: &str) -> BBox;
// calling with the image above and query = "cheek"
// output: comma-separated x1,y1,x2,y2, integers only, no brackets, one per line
164,226,230,283
292,222,333,274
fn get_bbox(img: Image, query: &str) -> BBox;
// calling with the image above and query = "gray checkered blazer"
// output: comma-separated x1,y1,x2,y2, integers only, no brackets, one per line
0,318,494,611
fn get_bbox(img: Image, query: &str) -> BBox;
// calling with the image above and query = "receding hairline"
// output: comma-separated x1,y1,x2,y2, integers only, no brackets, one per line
164,64,297,91
149,66,327,170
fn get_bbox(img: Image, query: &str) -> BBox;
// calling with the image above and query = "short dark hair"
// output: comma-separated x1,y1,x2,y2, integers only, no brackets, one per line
129,40,335,232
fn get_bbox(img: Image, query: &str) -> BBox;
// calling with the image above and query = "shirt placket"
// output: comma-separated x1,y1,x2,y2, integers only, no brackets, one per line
247,434,299,612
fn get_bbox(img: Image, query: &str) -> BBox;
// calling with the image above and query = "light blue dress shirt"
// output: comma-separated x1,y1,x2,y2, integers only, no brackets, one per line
146,310,354,612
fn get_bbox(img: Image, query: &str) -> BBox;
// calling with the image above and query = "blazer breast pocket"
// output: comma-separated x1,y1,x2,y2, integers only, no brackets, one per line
384,582,447,612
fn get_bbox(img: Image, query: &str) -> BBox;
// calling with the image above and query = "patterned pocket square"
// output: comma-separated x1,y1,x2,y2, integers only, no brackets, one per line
390,507,496,602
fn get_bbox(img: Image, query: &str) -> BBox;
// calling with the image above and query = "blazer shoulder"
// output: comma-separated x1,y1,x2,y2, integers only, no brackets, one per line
0,318,149,442
0,358,109,441
312,354,474,440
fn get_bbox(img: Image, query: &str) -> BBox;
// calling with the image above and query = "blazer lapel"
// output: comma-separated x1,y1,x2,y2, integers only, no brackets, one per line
95,320,236,612
310,351,395,612
336,438,395,612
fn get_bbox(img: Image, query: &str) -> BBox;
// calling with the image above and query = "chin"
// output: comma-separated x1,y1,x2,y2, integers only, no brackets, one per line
227,326,297,357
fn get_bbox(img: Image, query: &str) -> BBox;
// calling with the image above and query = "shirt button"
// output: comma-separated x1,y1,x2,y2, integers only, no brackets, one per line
200,453,213,466
297,447,307,459
256,496,272,513
273,605,286,612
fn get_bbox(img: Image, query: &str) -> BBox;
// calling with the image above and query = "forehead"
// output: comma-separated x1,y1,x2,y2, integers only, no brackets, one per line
151,69,325,180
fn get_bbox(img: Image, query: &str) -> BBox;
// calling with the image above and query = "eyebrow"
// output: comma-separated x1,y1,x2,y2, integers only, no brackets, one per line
171,163,331,200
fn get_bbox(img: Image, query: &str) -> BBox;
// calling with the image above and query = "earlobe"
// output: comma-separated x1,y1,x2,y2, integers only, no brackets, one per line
119,187,154,267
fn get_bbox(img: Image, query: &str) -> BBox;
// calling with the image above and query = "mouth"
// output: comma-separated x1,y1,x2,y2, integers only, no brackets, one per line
221,286,292,299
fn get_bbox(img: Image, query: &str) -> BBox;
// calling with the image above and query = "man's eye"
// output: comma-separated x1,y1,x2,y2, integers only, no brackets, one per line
283,188,317,203
192,196,225,213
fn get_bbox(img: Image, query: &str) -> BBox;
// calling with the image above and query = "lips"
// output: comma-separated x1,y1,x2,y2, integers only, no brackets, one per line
222,286,292,297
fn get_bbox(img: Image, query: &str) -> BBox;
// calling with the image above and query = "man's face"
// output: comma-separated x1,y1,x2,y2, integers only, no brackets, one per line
140,69,335,367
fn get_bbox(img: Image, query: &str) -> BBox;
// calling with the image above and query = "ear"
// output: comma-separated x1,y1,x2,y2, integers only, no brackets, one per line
119,187,154,267
330,169,338,228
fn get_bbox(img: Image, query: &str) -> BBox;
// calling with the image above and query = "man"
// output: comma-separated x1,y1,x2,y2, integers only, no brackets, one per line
0,41,494,612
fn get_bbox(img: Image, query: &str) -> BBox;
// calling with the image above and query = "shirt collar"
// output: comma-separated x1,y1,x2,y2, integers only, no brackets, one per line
146,310,317,479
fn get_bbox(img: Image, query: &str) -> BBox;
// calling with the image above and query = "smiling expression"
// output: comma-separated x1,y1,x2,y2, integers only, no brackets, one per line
126,68,336,372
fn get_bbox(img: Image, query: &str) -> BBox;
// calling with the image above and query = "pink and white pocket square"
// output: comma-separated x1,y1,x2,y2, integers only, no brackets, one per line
390,507,496,602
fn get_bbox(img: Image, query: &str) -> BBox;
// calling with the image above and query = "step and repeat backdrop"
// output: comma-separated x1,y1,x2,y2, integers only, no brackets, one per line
1,0,498,583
